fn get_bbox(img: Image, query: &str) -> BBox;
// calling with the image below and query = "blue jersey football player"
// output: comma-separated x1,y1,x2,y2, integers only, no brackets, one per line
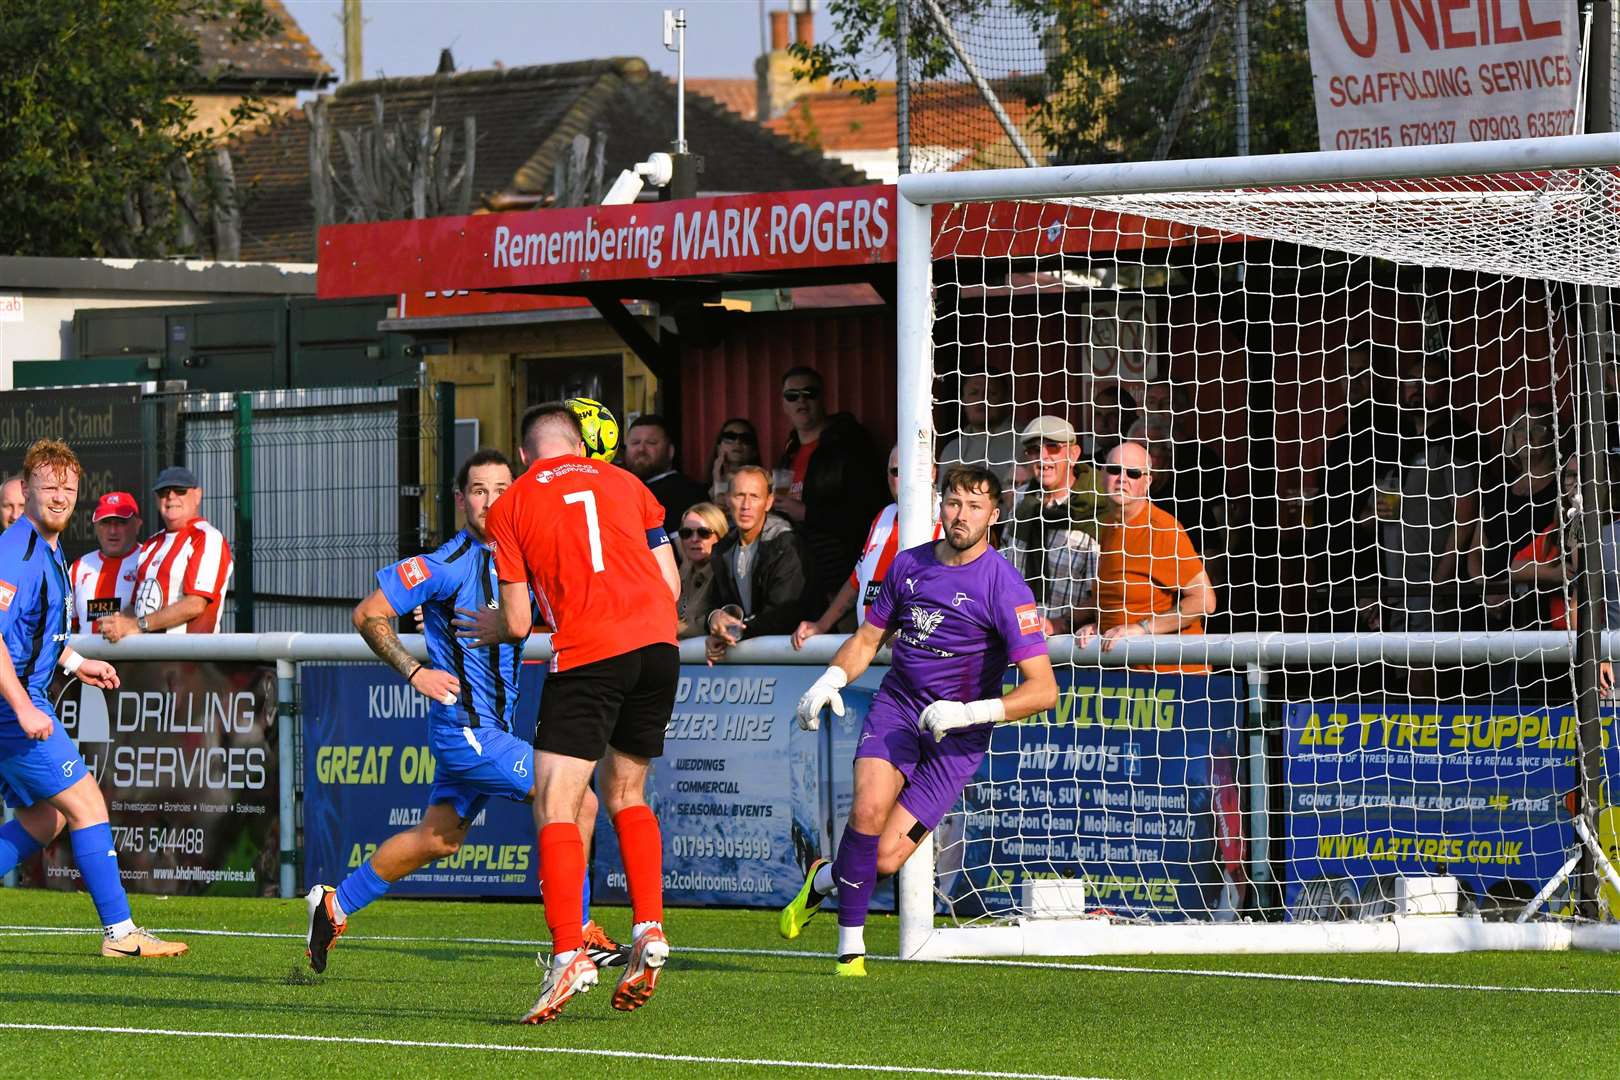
305,450,623,972
0,439,187,957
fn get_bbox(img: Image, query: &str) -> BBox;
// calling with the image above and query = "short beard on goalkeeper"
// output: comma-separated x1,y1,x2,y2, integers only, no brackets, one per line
941,480,997,554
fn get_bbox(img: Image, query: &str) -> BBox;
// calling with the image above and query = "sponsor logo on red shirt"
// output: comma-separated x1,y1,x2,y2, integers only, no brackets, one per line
1015,603,1041,636
397,557,431,589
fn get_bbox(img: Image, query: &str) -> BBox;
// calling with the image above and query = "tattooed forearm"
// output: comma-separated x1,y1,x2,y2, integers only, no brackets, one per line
359,615,419,679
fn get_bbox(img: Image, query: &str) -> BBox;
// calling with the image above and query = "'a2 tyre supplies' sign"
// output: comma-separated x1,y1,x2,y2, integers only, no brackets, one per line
1307,0,1580,151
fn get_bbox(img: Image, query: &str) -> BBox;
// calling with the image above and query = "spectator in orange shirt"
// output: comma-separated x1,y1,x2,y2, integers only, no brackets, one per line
1076,440,1216,671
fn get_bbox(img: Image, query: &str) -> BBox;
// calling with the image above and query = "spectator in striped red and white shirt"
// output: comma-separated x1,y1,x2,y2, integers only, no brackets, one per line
791,446,941,649
99,466,233,640
69,491,142,633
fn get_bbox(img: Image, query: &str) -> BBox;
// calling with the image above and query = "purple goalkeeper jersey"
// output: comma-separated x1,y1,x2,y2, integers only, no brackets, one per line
866,541,1048,713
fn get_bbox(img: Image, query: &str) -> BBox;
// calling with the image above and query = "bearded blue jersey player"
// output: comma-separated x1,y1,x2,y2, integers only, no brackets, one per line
304,449,625,973
782,464,1058,974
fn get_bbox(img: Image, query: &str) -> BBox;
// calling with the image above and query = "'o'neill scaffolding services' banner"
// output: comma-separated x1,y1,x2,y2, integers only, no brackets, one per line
1306,0,1579,150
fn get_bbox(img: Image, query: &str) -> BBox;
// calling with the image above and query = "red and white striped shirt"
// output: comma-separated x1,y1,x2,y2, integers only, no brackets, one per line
132,518,234,634
847,501,944,626
68,549,139,633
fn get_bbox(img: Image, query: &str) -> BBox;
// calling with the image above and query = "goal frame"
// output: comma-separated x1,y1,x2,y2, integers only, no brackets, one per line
892,132,1620,960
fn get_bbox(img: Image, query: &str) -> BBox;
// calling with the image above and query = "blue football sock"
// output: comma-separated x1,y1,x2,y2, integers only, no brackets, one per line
69,823,131,929
0,819,44,876
581,864,593,925
831,825,881,934
335,860,391,919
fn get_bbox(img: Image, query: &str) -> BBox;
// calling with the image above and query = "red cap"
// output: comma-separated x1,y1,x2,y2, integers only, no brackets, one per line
92,491,139,522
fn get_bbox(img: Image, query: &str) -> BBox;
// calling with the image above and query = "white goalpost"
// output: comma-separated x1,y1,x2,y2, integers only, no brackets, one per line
893,133,1620,959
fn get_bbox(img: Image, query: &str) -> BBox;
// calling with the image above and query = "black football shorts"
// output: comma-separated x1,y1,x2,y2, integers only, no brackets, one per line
534,643,679,761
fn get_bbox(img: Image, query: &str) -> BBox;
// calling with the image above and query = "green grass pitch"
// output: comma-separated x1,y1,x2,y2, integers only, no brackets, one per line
1,889,1614,1078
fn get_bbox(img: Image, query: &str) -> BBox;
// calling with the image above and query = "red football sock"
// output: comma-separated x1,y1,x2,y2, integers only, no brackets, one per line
612,805,664,926
538,822,586,954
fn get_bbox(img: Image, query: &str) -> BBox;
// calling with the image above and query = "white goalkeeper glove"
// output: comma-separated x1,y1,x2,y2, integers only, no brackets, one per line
796,667,848,731
918,698,1005,742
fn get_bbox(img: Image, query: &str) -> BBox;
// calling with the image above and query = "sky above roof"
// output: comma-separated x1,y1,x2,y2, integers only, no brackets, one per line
279,0,871,83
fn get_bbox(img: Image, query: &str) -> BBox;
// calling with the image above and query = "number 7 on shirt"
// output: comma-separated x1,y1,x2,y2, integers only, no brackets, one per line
564,490,604,573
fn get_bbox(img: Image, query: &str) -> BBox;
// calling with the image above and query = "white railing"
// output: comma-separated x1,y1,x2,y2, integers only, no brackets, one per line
56,629,1617,904
68,629,1620,666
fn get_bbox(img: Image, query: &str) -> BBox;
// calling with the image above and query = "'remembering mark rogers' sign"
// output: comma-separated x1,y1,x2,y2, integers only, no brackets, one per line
318,185,894,298
1306,0,1580,151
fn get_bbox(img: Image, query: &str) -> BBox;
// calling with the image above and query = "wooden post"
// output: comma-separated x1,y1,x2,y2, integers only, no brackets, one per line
344,0,363,82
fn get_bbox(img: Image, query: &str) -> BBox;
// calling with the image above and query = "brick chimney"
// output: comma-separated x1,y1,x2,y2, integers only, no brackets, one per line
756,7,824,122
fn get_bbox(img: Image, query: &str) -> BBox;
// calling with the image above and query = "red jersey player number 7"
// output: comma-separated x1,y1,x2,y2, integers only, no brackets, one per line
476,402,681,1025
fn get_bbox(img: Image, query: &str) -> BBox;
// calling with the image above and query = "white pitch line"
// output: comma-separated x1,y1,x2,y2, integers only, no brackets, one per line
928,955,1620,997
3,923,1617,997
0,1022,1105,1080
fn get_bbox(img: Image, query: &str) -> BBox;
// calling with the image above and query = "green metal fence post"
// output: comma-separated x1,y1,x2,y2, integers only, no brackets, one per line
436,382,456,544
234,392,254,632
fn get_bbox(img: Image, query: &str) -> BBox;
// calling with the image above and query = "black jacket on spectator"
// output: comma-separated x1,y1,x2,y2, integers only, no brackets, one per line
707,514,815,640
643,469,708,536
778,412,887,606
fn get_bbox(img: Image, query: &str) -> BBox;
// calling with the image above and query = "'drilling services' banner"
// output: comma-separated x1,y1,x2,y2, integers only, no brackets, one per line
20,662,280,896
1306,0,1579,150
1285,702,1620,919
593,666,825,908
301,664,543,897
943,671,1246,922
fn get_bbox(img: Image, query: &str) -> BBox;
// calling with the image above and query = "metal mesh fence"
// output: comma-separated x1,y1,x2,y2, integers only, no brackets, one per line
0,379,453,635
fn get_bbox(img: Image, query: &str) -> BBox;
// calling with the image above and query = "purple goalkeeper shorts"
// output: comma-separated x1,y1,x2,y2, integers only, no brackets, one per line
853,692,993,831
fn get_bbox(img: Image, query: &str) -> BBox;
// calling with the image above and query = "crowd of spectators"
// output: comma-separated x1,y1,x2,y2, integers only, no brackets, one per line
632,351,1613,697
641,362,1226,671
0,464,238,641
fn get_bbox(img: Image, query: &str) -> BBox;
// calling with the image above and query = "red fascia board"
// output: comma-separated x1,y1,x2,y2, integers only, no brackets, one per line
319,187,1230,305
318,185,896,299
933,201,1224,259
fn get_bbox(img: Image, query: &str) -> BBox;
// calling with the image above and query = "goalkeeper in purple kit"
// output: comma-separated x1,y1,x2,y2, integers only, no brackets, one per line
781,464,1057,974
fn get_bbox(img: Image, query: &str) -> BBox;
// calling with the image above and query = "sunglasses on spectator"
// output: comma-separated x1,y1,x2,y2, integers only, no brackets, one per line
1101,464,1148,479
718,430,756,445
888,467,900,477
678,526,715,539
781,388,821,402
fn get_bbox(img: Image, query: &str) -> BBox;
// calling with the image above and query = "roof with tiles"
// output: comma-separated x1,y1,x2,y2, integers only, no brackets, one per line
766,78,1042,166
687,78,758,120
227,57,872,263
190,0,335,92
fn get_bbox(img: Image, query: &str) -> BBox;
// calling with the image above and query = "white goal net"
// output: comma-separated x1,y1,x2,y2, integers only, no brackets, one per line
895,135,1620,956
